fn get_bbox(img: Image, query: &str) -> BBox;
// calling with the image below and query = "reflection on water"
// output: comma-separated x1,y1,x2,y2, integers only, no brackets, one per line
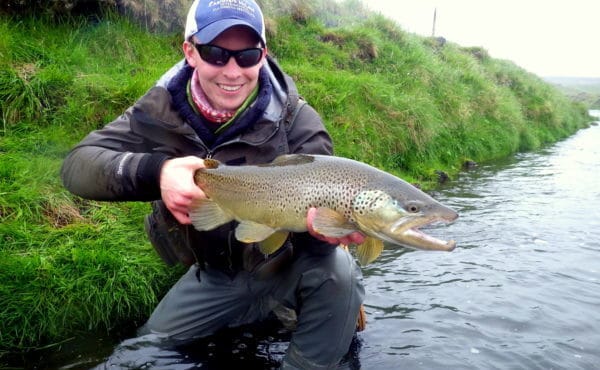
7,118,600,369
361,122,600,369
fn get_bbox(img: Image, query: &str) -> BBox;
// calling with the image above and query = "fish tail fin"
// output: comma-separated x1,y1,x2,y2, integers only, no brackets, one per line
203,158,220,169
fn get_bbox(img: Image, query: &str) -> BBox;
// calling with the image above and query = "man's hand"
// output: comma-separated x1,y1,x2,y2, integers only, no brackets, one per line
160,156,206,224
306,207,366,245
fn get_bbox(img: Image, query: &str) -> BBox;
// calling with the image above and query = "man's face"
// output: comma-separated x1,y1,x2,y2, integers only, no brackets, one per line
184,26,265,112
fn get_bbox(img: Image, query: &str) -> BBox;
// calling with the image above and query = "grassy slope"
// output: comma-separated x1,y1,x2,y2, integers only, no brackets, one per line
0,17,186,352
0,13,590,352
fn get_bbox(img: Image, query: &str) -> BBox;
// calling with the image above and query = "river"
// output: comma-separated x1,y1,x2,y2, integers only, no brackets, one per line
10,112,600,369
360,112,600,369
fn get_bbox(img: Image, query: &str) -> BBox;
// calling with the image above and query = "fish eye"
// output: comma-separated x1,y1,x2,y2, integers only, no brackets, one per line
405,202,420,213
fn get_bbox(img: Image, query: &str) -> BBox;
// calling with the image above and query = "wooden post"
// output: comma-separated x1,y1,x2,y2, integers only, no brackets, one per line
432,7,437,37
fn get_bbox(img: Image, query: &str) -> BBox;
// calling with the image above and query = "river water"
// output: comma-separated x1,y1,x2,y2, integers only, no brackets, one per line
10,113,600,369
360,114,600,369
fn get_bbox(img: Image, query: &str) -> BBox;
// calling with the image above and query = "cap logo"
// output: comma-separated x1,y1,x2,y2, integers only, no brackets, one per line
208,0,257,18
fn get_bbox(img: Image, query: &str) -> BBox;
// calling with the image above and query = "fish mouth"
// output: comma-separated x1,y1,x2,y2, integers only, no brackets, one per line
386,215,457,251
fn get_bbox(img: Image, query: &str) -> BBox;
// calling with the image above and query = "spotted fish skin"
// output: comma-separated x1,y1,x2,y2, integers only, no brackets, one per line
191,154,458,265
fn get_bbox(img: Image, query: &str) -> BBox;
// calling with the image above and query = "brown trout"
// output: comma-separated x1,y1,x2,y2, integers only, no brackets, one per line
191,154,458,265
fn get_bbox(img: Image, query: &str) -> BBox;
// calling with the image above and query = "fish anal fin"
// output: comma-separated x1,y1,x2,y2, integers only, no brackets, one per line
356,237,384,265
189,198,233,231
312,207,357,237
258,231,290,255
235,221,277,244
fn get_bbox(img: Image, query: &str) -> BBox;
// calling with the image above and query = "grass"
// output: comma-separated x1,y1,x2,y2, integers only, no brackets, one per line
0,15,186,352
0,5,591,355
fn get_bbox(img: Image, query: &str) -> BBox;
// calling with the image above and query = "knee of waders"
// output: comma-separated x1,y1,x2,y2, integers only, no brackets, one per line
326,247,364,294
297,247,365,307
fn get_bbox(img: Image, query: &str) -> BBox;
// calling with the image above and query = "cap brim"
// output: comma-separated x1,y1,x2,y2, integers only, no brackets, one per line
194,19,265,46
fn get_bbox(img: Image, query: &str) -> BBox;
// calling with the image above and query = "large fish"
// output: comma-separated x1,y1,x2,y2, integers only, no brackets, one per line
190,154,458,265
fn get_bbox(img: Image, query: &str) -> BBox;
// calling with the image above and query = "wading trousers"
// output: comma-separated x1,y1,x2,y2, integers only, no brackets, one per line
136,246,364,369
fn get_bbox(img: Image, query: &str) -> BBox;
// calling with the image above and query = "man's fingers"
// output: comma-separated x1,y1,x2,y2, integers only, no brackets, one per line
348,231,366,245
171,210,191,225
159,156,208,226
306,207,317,234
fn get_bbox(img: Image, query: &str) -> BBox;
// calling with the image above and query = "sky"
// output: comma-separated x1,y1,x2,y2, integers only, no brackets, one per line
361,0,599,78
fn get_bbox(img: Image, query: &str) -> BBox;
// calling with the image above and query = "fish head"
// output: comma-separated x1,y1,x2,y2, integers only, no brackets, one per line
351,189,458,251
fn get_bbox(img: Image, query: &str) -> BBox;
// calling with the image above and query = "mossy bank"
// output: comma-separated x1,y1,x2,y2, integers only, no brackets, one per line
0,6,591,355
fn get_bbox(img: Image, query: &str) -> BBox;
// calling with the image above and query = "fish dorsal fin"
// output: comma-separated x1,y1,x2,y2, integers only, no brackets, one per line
311,207,358,237
264,154,315,167
355,237,384,265
258,231,290,255
189,198,233,231
235,220,277,243
203,158,220,169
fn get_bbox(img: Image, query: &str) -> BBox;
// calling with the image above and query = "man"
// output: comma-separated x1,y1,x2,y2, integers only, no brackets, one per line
61,0,365,368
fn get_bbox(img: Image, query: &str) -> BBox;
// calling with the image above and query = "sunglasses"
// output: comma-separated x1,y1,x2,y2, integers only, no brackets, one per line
194,44,264,68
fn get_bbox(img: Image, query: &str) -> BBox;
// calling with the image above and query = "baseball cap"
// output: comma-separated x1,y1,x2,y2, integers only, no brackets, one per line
185,0,266,46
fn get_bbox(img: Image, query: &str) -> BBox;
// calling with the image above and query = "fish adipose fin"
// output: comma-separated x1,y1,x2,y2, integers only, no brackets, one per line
189,198,234,231
356,237,384,266
312,207,358,237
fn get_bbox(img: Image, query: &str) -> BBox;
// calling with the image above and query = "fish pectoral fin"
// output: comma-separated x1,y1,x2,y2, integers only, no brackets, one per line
235,221,277,243
258,231,290,255
356,237,384,266
312,207,357,237
189,198,233,231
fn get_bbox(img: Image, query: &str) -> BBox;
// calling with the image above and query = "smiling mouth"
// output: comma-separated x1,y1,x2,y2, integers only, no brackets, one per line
218,84,242,92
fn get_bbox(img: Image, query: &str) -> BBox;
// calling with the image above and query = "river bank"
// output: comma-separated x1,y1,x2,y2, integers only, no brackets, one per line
0,5,592,360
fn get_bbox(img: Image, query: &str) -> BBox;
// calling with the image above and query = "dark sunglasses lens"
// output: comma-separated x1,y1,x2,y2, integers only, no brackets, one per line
197,44,262,68
234,49,263,67
198,45,229,66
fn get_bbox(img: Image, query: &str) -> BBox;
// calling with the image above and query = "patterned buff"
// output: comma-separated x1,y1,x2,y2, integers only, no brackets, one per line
190,69,236,123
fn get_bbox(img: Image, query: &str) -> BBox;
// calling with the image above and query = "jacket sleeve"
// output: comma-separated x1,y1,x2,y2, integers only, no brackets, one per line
60,105,171,201
286,101,333,156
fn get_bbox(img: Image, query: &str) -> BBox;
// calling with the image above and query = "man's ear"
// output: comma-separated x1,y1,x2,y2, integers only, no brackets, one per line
183,41,198,68
259,46,268,67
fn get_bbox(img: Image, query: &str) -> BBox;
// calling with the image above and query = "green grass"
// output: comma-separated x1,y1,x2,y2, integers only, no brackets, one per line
0,15,186,352
0,7,591,354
